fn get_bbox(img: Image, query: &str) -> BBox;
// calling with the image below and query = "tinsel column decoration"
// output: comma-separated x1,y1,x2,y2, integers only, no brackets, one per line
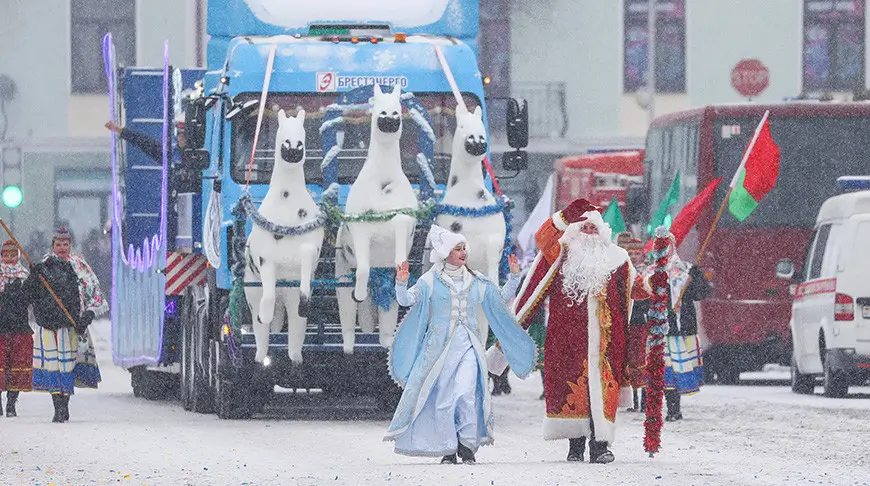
644,226,672,457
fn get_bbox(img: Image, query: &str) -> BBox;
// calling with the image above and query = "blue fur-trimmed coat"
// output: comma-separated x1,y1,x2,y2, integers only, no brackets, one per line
384,265,536,447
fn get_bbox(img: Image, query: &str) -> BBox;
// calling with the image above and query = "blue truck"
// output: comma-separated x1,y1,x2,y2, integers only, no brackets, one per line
108,0,529,418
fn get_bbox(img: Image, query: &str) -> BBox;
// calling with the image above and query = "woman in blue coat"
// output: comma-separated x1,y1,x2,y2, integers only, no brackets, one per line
384,226,536,464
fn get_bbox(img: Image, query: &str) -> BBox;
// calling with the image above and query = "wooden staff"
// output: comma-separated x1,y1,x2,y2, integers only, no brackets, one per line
0,219,79,329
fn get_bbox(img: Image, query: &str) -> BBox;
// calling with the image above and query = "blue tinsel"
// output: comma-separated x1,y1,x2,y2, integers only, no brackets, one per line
433,195,515,282
239,193,327,237
368,267,396,311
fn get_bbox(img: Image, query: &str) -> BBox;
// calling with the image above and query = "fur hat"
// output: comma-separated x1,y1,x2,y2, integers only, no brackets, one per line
53,227,72,242
1,240,17,253
429,225,468,263
534,198,605,265
615,232,644,251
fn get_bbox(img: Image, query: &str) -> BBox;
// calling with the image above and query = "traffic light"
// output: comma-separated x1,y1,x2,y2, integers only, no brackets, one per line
1,146,23,208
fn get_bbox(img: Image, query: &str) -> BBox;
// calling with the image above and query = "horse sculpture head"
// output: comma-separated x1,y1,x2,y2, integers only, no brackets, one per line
453,105,488,160
275,108,306,166
371,84,403,138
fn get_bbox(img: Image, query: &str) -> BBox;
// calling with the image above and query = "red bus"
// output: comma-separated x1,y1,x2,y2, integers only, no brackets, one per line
553,150,645,210
643,102,870,383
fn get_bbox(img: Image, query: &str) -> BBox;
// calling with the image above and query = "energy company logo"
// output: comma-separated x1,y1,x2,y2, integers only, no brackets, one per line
316,72,409,92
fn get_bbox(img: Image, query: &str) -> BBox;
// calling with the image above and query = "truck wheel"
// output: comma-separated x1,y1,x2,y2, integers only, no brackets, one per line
377,382,403,413
791,355,815,395
823,354,849,398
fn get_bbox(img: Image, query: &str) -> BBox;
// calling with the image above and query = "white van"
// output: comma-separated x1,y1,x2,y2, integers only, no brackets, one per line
777,177,870,397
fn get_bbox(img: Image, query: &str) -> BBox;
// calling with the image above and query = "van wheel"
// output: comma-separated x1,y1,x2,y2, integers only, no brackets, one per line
791,355,814,395
823,353,849,398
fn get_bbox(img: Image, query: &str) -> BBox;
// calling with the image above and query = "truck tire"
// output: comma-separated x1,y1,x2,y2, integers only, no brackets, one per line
791,355,814,395
717,365,740,385
376,382,403,413
823,353,849,398
131,367,175,401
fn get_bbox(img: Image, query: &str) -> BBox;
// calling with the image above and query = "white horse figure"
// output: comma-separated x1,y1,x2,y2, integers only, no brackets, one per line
244,109,323,364
336,84,418,351
433,105,505,282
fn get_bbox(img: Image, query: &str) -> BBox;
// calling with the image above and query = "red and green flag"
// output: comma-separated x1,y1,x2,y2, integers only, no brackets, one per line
602,195,626,238
728,115,780,222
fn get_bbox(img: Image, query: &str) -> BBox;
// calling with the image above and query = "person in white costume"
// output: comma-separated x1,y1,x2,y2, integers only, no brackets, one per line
384,226,536,464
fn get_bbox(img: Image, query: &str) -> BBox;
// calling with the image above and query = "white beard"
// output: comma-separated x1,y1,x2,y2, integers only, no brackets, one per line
560,233,615,305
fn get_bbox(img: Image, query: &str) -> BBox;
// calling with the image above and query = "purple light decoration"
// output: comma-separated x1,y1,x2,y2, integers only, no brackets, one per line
103,33,171,366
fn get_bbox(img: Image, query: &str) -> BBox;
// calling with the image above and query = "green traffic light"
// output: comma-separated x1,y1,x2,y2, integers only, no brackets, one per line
2,185,23,208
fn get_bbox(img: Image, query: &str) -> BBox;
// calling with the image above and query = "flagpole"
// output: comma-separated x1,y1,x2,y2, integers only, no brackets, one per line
674,110,770,312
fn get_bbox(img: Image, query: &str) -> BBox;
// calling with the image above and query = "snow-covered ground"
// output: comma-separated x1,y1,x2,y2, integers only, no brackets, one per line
3,320,870,485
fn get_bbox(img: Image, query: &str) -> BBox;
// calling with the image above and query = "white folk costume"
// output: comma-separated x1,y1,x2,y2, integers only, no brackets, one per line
512,199,651,463
384,227,536,462
31,228,107,422
0,240,32,417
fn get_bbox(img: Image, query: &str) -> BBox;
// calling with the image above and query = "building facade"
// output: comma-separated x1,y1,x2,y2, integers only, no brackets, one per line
0,0,204,252
505,0,869,215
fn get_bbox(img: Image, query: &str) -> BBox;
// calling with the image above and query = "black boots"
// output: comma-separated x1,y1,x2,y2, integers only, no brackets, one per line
52,394,70,423
490,369,512,396
568,437,614,463
665,390,683,422
567,438,586,461
441,443,476,464
589,440,615,464
5,391,18,417
457,443,476,464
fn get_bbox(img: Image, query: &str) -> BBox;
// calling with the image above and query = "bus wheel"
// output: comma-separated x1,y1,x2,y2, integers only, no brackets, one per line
790,355,815,395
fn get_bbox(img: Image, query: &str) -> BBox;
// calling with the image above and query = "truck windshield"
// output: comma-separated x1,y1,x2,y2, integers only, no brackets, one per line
714,116,870,228
230,92,481,186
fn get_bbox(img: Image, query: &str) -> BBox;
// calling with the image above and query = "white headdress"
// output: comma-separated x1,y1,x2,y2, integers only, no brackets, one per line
428,225,468,263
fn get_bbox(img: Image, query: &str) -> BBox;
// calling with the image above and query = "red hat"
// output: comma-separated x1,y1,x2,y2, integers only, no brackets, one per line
534,198,604,265
1,240,16,253
557,198,603,229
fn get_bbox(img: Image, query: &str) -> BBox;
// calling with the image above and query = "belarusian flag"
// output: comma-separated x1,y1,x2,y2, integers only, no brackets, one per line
728,114,780,222
602,195,626,238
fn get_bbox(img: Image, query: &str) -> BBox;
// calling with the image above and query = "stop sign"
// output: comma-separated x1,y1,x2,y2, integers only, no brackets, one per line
731,59,770,98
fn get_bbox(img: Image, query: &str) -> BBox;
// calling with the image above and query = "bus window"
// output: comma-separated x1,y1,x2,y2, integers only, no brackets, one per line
714,116,870,228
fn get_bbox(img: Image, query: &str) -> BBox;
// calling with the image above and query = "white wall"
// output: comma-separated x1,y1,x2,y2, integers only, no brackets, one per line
687,0,802,106
0,1,71,139
511,0,623,141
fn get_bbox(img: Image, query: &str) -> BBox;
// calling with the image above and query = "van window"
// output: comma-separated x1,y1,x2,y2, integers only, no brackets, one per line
820,223,844,278
849,220,870,277
807,223,832,280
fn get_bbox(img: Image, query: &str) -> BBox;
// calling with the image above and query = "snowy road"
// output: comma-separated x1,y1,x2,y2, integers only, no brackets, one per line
3,321,870,486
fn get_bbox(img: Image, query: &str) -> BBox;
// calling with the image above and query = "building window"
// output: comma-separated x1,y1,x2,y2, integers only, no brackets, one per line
624,0,686,93
803,0,865,92
70,0,136,94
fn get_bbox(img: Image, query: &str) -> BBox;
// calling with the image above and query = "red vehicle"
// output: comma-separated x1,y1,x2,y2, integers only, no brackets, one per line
643,102,870,382
553,150,645,211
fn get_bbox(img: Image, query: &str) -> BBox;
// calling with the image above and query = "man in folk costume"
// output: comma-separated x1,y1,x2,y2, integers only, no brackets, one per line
615,232,651,412
384,226,536,464
0,240,32,417
30,227,108,422
513,199,651,463
660,232,712,422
